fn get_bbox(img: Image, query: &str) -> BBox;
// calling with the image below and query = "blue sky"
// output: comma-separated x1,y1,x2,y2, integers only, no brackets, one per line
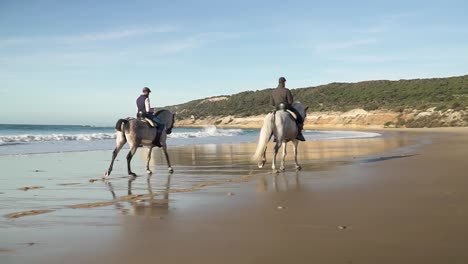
1,0,467,125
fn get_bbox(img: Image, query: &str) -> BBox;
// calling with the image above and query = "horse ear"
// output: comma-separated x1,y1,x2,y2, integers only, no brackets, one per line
305,106,309,112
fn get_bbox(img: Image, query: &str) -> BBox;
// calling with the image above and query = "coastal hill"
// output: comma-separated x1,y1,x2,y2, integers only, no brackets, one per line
166,75,468,128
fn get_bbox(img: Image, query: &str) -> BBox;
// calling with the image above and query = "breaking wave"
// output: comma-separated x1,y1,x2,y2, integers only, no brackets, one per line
0,126,245,145
0,133,117,145
169,126,244,138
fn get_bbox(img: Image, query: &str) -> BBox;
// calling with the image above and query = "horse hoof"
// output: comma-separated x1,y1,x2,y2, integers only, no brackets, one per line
168,168,174,173
128,172,137,177
296,166,302,171
258,160,266,168
146,170,153,175
280,167,285,171
128,175,137,181
273,169,280,174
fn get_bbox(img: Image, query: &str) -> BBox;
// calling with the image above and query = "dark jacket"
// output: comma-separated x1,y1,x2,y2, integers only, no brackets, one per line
270,86,294,108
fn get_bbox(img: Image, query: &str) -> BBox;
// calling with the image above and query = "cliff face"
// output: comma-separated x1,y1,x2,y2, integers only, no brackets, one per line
174,108,468,129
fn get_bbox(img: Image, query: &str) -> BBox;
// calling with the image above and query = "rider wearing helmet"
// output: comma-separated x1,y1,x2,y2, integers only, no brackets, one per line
270,77,306,141
136,87,164,146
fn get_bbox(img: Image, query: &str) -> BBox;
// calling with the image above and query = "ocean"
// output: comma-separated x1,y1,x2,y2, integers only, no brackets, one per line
0,124,381,155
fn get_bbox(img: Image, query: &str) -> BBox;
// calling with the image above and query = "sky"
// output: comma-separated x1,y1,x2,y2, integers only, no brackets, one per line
1,0,467,125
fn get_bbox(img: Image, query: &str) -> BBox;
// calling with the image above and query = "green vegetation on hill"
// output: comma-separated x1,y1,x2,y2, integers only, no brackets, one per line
167,75,468,120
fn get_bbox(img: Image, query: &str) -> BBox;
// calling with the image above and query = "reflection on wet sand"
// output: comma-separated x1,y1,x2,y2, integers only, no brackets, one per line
86,133,424,264
142,134,414,171
105,174,173,217
257,172,302,193
1,133,415,221
128,175,171,217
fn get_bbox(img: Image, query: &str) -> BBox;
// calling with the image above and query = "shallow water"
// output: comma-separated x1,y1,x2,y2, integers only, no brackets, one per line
0,124,380,155
0,132,417,258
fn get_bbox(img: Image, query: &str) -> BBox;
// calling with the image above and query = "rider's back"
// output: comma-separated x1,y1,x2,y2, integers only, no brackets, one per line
271,87,293,108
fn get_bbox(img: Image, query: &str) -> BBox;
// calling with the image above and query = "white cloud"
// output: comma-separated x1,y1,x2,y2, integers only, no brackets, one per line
0,25,178,47
60,25,178,43
315,38,377,53
333,54,407,63
0,31,241,67
359,11,420,34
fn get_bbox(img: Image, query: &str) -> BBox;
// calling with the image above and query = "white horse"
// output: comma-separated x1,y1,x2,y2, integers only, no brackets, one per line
253,102,308,173
104,110,175,178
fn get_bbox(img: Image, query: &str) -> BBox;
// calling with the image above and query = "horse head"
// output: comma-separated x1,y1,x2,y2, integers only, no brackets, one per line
155,109,176,135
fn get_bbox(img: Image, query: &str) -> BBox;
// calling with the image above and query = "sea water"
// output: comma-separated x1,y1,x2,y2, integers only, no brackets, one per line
0,124,380,155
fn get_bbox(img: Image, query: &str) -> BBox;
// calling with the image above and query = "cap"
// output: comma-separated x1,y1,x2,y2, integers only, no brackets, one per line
142,87,152,93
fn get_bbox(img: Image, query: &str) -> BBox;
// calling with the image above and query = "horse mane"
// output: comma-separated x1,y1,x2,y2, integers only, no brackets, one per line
154,109,168,117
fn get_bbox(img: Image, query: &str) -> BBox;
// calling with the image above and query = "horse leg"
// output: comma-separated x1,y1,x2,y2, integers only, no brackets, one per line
126,144,139,177
104,137,126,178
162,145,174,173
293,140,301,170
280,141,287,171
272,140,281,173
146,147,153,175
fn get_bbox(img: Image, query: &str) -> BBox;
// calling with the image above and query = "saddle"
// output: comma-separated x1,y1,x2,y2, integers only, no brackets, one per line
273,104,298,121
136,111,157,127
286,109,298,120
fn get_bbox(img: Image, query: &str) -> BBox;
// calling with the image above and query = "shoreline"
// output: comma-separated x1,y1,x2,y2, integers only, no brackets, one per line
0,128,384,156
1,127,466,157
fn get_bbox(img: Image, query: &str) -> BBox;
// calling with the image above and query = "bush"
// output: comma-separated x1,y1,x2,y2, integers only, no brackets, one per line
165,75,468,118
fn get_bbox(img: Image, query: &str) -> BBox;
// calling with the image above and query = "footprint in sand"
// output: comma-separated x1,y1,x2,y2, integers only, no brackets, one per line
57,183,81,186
18,186,44,191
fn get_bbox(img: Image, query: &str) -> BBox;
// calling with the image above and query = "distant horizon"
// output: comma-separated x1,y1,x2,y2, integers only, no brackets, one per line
1,72,466,126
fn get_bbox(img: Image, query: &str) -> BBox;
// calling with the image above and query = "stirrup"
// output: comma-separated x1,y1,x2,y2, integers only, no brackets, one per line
152,137,162,147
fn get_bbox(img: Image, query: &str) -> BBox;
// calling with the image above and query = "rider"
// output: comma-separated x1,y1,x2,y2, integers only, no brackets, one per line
270,77,306,141
136,87,164,147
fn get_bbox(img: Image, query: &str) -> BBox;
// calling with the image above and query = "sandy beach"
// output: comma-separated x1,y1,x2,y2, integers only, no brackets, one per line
1,128,468,263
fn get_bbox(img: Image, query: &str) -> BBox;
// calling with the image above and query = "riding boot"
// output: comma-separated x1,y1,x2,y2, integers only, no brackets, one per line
296,123,306,141
152,125,164,147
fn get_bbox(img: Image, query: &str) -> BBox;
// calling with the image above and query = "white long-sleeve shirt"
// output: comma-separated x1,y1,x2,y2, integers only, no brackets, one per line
144,97,153,113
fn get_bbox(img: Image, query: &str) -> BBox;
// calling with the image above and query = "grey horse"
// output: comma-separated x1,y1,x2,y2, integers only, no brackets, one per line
104,110,175,178
252,102,308,173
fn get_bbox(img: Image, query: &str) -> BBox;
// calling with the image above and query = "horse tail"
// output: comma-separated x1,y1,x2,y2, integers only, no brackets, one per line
115,119,128,132
252,113,275,162
115,119,128,143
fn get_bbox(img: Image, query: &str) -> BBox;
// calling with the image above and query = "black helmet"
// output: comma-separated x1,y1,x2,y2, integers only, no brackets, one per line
142,87,151,93
279,77,286,83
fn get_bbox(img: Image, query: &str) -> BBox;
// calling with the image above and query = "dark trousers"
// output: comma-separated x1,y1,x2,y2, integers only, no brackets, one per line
276,105,304,125
145,113,163,126
287,107,304,124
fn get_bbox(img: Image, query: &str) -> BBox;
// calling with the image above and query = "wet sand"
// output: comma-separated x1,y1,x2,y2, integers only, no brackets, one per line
1,129,468,263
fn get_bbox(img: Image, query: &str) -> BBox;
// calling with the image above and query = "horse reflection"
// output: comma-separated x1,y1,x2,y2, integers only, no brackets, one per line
257,172,302,193
105,174,172,217
128,174,172,217
105,181,129,215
